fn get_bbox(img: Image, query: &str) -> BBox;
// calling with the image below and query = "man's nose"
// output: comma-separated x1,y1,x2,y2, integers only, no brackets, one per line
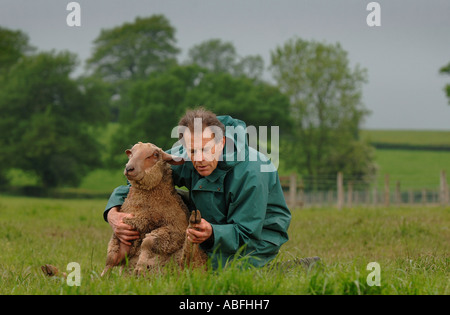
193,150,203,162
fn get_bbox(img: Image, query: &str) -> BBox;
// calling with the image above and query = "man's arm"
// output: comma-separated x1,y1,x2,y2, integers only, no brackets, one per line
103,184,140,245
103,184,131,222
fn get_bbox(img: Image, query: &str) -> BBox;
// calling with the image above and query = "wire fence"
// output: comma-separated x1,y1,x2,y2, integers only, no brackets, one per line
280,171,450,209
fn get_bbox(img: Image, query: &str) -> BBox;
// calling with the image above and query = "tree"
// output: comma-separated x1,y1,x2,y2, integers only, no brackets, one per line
185,71,291,132
0,26,35,73
0,27,36,185
87,15,180,121
87,15,179,84
186,39,264,80
440,62,450,104
0,51,109,188
271,37,375,189
187,39,237,74
107,65,202,167
108,64,292,168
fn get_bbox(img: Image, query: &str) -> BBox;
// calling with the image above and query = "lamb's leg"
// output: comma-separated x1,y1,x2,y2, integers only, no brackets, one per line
180,210,207,269
134,233,157,275
101,234,130,277
134,226,185,274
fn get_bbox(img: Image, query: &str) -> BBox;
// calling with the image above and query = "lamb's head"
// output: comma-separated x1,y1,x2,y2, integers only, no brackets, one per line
124,142,183,189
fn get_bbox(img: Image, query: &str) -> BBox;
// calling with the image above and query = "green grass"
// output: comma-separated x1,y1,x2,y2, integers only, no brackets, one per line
78,169,126,193
0,196,448,295
374,149,450,189
361,129,450,146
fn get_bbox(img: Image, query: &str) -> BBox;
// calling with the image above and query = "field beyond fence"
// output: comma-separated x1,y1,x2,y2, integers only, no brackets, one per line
280,170,450,209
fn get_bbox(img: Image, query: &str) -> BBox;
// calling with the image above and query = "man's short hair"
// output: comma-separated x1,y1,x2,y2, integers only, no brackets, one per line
178,108,225,144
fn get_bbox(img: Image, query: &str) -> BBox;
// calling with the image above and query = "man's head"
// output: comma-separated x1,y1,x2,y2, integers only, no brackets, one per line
178,108,225,177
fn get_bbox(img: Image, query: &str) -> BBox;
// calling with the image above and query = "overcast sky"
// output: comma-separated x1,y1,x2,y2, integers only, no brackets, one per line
1,0,449,130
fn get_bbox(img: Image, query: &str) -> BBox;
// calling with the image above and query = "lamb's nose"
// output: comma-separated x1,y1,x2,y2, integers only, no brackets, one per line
126,166,135,173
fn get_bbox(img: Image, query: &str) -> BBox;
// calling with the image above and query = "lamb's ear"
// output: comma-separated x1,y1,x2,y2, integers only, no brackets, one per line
161,150,185,165
125,149,132,157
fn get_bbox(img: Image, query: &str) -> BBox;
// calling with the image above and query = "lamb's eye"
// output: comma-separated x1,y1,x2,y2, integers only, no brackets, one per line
154,152,159,158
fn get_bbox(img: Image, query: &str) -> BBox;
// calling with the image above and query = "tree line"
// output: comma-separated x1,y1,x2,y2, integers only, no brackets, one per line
2,14,446,190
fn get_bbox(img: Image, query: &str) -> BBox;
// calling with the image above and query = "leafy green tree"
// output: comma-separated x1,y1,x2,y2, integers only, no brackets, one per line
0,51,109,188
87,15,180,121
107,65,198,167
108,64,292,167
0,26,35,73
271,37,375,189
185,71,291,132
187,39,237,74
87,15,179,84
186,39,264,80
440,62,450,104
0,27,36,185
233,55,265,81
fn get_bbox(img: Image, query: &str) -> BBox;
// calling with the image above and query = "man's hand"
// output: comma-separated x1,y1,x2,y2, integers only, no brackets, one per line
107,207,140,245
186,219,213,244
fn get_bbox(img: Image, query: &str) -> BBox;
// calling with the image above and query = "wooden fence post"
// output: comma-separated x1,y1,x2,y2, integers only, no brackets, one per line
440,170,449,206
289,173,297,209
372,186,378,206
347,181,353,208
408,190,413,205
384,174,390,207
395,181,401,205
299,178,304,208
337,172,344,210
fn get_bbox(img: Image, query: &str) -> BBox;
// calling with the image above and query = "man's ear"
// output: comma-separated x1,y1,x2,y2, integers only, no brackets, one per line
160,150,185,165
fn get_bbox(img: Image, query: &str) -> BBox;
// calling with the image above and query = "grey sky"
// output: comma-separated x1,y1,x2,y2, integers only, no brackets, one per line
1,0,449,130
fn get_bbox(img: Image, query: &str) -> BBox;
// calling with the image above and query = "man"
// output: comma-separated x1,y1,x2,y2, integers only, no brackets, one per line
104,108,291,268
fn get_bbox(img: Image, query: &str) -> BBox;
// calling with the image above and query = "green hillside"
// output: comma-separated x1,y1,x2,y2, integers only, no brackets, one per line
361,130,450,146
362,130,450,189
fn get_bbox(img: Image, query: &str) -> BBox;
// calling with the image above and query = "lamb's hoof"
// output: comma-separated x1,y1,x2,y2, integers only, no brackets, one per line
189,210,202,225
41,264,59,277
100,268,110,277
134,265,146,276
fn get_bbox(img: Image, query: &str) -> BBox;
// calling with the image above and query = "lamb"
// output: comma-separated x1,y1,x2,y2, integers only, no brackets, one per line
101,142,208,276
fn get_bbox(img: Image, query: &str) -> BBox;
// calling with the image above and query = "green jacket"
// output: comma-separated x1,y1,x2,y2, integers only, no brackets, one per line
104,116,291,268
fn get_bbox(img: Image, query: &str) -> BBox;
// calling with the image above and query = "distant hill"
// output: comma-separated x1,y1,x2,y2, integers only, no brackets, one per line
361,130,450,151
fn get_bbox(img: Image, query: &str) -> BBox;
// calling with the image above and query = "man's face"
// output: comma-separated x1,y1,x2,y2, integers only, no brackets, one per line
183,127,225,177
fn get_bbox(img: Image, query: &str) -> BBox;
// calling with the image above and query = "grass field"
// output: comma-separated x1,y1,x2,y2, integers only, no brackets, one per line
361,129,450,146
374,150,450,189
1,129,449,295
0,196,448,295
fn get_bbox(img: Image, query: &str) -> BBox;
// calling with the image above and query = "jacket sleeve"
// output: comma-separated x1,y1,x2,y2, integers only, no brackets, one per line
204,170,268,255
103,184,130,222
